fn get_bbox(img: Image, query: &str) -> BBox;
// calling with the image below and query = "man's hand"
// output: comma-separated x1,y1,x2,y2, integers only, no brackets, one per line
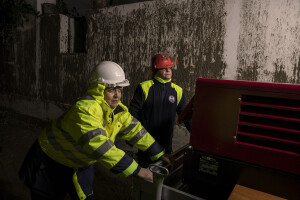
137,168,153,182
160,154,175,167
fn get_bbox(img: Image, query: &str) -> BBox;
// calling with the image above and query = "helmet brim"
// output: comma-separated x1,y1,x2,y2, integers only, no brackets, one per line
103,79,130,87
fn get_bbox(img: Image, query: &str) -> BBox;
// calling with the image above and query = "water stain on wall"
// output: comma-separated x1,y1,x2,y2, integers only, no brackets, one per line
87,0,227,104
59,54,87,103
273,61,288,83
39,15,87,105
0,18,37,97
1,0,300,118
292,57,300,84
237,0,300,83
40,15,61,102
237,0,269,81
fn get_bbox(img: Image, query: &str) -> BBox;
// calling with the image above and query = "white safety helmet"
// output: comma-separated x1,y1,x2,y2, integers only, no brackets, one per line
89,61,130,87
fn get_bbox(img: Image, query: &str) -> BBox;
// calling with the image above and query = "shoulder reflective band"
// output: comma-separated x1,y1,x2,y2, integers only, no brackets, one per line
77,95,95,101
140,80,154,101
171,83,183,106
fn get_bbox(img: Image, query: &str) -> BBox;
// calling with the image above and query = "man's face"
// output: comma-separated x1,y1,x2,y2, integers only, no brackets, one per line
104,87,122,108
156,67,172,80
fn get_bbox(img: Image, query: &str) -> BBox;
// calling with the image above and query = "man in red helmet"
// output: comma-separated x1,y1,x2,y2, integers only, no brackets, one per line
129,54,192,167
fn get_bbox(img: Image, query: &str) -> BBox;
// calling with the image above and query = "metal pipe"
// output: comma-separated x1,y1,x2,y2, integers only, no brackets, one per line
149,164,169,200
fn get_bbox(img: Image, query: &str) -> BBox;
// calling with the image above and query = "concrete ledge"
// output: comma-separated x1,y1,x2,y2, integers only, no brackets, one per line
0,94,67,121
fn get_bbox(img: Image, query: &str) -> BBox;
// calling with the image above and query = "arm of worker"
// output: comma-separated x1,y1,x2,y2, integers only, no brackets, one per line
182,105,193,133
129,84,145,119
117,113,174,168
118,114,165,161
177,92,193,133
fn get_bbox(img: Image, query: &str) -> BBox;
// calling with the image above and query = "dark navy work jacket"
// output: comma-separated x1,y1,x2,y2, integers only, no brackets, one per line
129,76,191,154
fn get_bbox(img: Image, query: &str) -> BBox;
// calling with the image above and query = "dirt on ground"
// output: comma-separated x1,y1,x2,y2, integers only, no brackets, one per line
0,108,190,200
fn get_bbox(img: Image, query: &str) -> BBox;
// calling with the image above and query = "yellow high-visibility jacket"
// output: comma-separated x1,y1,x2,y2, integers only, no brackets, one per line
38,82,165,177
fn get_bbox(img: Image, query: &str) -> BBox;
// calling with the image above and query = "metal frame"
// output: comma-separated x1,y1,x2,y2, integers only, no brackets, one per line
131,163,204,200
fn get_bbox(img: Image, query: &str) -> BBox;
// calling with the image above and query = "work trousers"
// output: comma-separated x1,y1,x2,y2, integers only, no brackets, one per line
19,140,95,200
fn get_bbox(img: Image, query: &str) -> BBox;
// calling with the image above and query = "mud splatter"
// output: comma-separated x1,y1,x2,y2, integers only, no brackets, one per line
87,0,227,103
236,0,269,81
236,0,300,83
2,0,300,115
292,57,300,83
273,61,288,83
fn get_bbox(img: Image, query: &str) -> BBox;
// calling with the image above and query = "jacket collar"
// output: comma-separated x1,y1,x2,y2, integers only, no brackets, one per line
87,82,126,114
154,76,171,84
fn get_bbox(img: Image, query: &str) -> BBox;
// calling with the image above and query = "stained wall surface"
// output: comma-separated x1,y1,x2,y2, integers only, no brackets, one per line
87,0,300,106
0,0,300,121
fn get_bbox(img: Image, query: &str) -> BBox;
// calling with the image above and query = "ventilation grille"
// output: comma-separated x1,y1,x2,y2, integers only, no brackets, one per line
236,95,300,155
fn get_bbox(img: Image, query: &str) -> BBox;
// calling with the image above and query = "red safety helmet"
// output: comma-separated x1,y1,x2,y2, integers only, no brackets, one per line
151,54,175,72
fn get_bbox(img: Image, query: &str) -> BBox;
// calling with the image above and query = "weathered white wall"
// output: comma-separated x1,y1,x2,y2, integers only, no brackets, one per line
86,0,227,103
86,0,300,105
224,0,300,82
1,0,300,120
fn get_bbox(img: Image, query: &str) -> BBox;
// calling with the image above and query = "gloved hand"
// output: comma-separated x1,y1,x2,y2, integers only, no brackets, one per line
160,154,175,168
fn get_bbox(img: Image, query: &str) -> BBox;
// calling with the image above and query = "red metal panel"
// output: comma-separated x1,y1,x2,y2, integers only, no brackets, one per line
190,78,300,175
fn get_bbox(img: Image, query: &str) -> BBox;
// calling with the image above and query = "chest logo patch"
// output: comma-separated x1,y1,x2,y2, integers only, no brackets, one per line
168,95,176,103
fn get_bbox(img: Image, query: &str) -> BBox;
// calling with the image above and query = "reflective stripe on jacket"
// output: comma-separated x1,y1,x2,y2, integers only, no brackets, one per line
38,82,164,178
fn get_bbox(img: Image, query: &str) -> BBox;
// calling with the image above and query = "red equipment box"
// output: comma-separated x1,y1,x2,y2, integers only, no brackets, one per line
183,78,300,200
190,78,300,175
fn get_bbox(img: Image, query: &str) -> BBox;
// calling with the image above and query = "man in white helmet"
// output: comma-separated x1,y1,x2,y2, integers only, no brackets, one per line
19,61,171,200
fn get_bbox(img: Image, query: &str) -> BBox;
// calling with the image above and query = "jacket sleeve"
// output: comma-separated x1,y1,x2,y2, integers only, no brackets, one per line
177,92,192,132
118,112,165,161
67,104,141,178
129,84,145,120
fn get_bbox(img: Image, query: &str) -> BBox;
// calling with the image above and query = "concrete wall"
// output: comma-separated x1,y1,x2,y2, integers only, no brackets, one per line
1,0,300,120
86,0,300,105
0,13,87,120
